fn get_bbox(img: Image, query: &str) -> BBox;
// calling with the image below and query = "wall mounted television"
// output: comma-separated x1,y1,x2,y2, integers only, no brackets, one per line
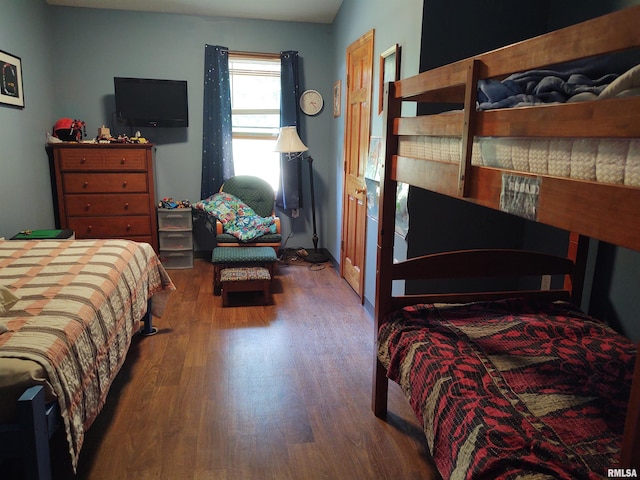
114,77,189,128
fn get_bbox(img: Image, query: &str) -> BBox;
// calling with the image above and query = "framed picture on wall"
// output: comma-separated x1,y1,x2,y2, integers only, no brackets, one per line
378,44,401,115
0,50,24,108
333,80,341,117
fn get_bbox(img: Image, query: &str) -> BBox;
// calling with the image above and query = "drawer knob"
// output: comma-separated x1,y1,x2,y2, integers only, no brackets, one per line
87,225,93,232
81,158,86,164
120,158,126,165
124,203,129,210
122,180,128,188
85,203,91,211
83,181,89,188
126,224,131,231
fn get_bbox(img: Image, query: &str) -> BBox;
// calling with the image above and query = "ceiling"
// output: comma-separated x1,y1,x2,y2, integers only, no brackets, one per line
46,0,344,24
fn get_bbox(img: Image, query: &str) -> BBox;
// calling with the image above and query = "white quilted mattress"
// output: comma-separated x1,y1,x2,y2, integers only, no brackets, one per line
397,136,640,187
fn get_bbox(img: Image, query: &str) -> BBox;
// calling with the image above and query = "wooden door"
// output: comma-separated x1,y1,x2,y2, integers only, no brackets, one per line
340,30,374,302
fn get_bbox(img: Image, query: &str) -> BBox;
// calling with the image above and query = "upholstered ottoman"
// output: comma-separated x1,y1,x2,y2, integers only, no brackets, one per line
211,246,277,296
220,267,272,306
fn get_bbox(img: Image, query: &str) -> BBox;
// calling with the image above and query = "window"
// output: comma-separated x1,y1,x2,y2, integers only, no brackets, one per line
229,54,281,191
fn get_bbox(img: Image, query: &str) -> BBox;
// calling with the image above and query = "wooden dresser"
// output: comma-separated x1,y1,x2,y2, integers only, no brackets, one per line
50,143,159,252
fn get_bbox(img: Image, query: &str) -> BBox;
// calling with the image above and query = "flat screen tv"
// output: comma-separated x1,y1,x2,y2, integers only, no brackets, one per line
114,77,189,128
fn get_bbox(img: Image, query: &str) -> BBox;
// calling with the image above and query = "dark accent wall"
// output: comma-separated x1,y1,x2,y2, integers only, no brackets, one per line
409,0,640,341
420,0,551,72
406,0,558,295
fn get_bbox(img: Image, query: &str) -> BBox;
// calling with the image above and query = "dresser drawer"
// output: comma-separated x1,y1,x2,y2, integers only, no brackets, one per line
158,209,193,229
62,173,148,193
104,149,147,170
64,193,151,216
159,250,194,269
59,148,147,171
159,230,193,250
59,149,103,170
67,216,152,238
51,143,158,253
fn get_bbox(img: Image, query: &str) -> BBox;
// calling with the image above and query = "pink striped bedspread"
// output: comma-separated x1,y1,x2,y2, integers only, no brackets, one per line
0,239,175,469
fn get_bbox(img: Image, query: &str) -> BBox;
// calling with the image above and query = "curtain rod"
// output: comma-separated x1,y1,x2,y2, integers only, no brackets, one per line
229,51,281,59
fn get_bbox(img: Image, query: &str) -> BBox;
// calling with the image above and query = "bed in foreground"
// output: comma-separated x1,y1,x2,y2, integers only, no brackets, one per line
373,6,640,478
0,239,175,479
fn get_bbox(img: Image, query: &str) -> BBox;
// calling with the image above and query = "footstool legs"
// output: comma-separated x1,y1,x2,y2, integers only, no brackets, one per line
220,267,272,306
211,246,277,298
213,264,222,295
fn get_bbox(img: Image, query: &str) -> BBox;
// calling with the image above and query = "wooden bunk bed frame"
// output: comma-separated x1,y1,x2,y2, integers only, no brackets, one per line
372,6,640,469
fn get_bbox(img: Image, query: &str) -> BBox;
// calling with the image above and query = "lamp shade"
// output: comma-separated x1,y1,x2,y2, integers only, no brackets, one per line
274,126,308,154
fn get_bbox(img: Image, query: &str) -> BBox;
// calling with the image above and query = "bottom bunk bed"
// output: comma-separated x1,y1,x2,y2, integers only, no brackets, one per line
0,239,176,479
373,250,639,478
378,278,635,478
372,6,640,477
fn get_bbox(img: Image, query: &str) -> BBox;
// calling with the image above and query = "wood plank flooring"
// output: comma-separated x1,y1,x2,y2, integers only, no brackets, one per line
46,258,440,479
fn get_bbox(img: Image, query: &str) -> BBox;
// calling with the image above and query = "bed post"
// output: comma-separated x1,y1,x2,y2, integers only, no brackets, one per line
565,232,589,305
373,80,402,417
620,348,640,468
18,386,52,480
139,299,158,336
459,59,480,198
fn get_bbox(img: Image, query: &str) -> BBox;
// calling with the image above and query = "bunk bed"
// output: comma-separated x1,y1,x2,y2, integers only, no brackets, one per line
0,239,175,479
373,5,640,478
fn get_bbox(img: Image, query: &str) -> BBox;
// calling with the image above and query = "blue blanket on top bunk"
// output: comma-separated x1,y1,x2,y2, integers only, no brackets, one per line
477,70,617,109
476,55,634,110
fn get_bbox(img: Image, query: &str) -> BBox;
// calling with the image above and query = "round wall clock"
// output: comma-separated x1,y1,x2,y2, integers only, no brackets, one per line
300,89,323,116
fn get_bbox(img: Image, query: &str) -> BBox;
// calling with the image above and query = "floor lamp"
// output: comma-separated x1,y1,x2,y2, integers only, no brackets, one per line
275,126,329,264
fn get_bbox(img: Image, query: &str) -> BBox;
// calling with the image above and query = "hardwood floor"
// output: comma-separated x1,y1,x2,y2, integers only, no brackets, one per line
46,258,440,479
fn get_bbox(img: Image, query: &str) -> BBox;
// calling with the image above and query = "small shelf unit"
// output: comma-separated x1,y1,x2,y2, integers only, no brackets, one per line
157,208,193,269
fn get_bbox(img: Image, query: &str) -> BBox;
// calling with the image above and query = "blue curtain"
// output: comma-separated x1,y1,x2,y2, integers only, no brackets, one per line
201,45,234,199
277,50,303,209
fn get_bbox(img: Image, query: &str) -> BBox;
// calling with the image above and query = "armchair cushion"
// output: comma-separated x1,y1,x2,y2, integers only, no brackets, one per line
215,217,282,245
194,192,276,242
220,175,276,218
193,176,282,247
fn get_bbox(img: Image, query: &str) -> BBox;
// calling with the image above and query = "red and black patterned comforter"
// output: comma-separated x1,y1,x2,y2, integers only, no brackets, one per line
377,298,636,479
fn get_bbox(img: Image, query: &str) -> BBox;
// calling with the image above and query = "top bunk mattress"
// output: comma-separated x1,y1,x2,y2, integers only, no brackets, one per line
394,59,640,187
397,136,640,187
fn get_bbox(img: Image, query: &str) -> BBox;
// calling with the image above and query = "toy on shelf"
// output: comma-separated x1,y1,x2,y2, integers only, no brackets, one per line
52,118,86,142
96,127,149,144
158,197,191,209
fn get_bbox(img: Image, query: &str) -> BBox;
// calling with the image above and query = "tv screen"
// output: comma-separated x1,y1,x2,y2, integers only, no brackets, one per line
114,77,189,128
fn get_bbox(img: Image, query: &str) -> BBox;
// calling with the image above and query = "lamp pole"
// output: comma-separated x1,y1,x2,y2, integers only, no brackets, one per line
274,126,328,264
304,155,329,264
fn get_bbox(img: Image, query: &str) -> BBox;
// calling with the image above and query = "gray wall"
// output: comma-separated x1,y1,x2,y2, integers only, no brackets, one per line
0,0,422,311
49,6,334,253
0,1,334,254
0,0,55,237
332,0,423,310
